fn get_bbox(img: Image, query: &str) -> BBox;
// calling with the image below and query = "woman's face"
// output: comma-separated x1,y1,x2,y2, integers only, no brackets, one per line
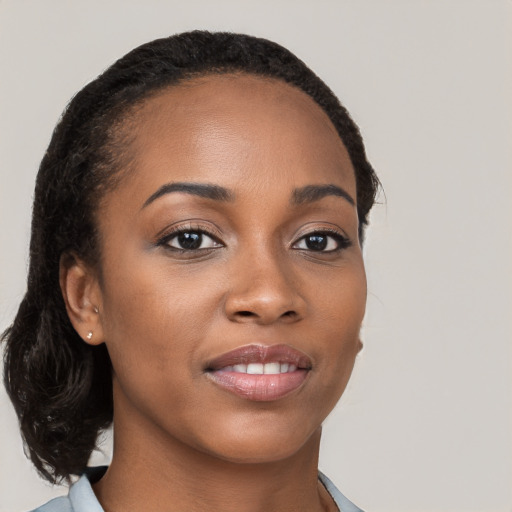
93,74,366,463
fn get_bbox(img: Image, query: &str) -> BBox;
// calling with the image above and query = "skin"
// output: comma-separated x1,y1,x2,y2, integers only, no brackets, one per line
62,74,366,512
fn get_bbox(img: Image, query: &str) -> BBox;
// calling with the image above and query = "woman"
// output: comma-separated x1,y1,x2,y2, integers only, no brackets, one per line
3,31,379,512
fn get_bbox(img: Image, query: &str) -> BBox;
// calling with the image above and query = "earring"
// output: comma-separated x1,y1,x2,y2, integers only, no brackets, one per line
86,331,93,340
93,306,99,314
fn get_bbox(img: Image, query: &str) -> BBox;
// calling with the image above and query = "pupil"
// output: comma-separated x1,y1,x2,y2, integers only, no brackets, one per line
178,232,202,249
306,235,327,251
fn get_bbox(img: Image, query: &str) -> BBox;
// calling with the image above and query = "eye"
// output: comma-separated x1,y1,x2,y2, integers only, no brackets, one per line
293,231,351,252
161,229,223,251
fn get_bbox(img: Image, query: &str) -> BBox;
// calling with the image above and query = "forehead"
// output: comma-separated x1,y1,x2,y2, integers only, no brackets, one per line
116,73,355,201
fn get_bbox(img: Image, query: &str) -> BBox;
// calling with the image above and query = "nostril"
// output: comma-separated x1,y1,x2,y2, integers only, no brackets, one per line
234,310,297,320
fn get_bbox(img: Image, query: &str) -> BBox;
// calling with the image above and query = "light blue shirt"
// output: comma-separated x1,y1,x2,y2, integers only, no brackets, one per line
31,467,364,512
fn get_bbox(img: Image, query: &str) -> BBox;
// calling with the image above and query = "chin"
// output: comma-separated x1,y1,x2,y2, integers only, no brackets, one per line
195,417,322,466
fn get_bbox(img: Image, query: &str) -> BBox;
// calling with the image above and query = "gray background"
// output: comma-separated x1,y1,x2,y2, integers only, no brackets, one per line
1,1,511,511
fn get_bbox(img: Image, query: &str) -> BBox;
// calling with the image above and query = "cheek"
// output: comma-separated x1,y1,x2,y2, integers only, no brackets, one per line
314,257,367,330
98,259,221,378
311,261,366,386
97,265,222,430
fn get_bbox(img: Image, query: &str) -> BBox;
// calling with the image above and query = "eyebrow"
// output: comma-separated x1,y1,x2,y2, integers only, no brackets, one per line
142,182,234,209
292,184,355,206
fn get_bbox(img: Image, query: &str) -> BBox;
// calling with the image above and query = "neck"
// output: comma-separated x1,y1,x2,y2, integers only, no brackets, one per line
93,388,333,512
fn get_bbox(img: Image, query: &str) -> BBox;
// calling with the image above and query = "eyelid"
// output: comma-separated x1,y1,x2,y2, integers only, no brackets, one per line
168,230,222,250
155,221,225,249
154,221,351,253
291,226,352,252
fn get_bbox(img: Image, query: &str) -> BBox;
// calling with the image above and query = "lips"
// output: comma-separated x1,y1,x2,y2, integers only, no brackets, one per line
205,344,311,401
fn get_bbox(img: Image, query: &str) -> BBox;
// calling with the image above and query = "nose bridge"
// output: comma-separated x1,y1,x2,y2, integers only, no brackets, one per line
225,236,303,324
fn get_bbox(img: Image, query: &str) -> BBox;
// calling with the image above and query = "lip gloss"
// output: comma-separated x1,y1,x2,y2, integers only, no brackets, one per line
205,344,311,401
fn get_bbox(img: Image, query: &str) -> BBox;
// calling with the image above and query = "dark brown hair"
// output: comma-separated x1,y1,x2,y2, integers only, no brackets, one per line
2,30,380,483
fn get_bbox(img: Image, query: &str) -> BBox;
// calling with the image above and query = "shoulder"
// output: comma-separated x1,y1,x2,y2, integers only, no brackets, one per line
28,467,107,512
318,471,365,512
29,496,73,512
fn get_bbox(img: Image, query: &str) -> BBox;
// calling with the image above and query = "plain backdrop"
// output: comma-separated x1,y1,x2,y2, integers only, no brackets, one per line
1,1,511,511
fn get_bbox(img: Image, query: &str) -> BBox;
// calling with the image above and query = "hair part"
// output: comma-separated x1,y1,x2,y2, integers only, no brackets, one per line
2,30,380,483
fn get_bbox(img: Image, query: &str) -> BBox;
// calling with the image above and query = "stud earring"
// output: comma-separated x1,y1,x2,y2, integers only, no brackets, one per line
93,306,99,314
86,331,93,340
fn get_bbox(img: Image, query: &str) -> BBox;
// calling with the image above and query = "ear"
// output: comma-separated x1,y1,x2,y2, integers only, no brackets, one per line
59,253,104,346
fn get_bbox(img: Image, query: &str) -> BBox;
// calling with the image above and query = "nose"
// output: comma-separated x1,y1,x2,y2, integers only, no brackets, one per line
224,249,306,325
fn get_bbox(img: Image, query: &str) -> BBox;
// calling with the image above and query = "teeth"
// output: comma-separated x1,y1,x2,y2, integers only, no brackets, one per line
264,362,281,374
247,363,264,374
223,362,297,374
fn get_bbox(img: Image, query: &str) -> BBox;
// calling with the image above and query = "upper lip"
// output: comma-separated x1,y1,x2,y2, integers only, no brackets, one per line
206,344,312,371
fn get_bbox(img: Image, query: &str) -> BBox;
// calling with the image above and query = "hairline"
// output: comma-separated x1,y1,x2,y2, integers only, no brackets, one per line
91,69,360,274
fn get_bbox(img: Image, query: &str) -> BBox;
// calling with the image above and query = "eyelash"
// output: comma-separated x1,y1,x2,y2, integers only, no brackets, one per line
292,229,352,253
156,226,351,254
156,225,223,253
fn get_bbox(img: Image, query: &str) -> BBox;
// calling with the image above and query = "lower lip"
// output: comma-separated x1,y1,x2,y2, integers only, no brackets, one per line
206,369,309,401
